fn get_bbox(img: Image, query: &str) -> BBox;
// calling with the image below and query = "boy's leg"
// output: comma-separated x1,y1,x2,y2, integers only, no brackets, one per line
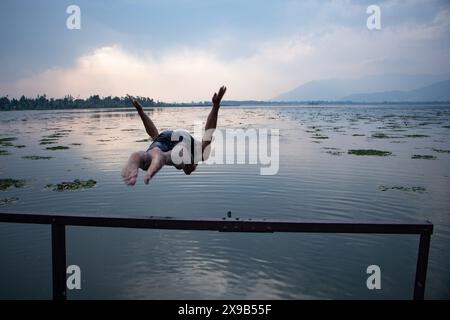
143,148,170,184
129,96,159,139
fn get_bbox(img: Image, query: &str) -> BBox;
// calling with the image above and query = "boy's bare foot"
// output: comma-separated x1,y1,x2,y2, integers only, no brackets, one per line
127,94,143,112
122,151,143,186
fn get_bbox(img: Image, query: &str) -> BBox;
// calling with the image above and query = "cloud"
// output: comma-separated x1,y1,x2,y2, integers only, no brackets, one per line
2,5,449,101
2,42,312,101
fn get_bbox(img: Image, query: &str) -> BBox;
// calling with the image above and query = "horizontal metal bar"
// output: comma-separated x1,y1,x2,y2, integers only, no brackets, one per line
0,212,433,235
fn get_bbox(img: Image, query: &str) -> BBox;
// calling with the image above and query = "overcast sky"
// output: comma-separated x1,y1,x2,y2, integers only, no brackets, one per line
1,0,449,101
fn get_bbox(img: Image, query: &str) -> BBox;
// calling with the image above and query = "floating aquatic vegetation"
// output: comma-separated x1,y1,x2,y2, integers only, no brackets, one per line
96,139,111,142
371,132,391,139
0,178,26,191
0,149,10,156
45,179,97,192
352,134,365,136
0,137,16,147
39,137,59,145
418,122,442,126
432,148,450,153
348,149,392,156
390,129,408,132
405,134,429,138
378,123,402,129
43,133,67,139
70,143,82,146
40,137,59,141
14,145,26,148
332,127,346,132
0,197,18,205
311,134,329,139
22,155,53,160
411,154,436,160
135,139,149,142
443,126,450,129
325,150,344,156
45,146,70,150
379,185,426,193
0,137,17,143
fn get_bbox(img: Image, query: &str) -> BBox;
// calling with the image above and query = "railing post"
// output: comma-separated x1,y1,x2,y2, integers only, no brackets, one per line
413,232,431,300
51,223,67,300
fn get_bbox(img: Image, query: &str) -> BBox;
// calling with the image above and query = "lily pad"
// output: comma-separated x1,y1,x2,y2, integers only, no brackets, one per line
371,132,391,139
0,179,26,191
43,133,67,139
0,197,19,205
325,150,344,156
348,149,392,156
45,146,70,151
0,137,17,143
0,137,16,147
411,154,436,160
40,138,59,145
46,179,97,192
22,155,53,160
311,134,329,139
379,185,426,193
432,148,450,153
405,134,429,138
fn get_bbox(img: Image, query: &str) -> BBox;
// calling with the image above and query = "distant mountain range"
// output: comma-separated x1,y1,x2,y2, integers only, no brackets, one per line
342,79,450,102
274,74,450,102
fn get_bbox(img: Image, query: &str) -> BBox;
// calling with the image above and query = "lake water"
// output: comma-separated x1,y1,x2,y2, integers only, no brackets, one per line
0,104,449,299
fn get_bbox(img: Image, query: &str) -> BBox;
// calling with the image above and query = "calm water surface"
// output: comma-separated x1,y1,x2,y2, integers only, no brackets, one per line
0,104,449,299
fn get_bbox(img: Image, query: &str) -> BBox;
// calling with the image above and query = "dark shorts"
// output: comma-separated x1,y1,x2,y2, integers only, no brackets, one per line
147,130,196,162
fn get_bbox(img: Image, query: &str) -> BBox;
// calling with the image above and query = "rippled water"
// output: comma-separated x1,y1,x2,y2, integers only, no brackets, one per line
0,105,449,299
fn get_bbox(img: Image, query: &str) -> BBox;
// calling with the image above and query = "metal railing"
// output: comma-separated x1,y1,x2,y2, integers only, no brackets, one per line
0,212,433,300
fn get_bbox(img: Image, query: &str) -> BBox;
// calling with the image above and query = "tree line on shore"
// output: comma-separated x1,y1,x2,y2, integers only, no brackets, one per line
0,94,196,110
2,94,445,111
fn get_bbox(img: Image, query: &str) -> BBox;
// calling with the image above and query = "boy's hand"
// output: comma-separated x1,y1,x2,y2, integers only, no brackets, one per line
127,94,143,111
212,86,226,106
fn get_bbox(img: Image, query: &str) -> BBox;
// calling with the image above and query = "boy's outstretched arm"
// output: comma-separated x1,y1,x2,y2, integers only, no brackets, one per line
202,86,226,160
